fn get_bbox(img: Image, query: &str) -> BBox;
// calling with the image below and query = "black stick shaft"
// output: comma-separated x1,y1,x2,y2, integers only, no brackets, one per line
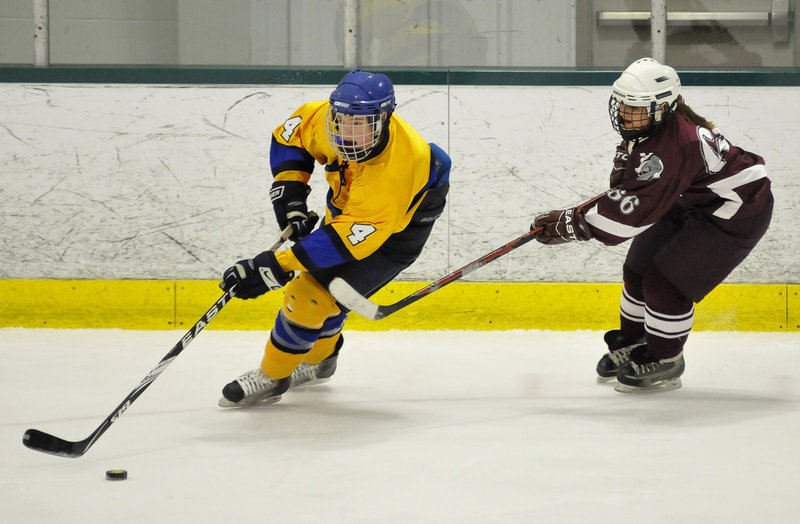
377,227,541,318
330,191,608,320
22,224,294,458
22,289,234,458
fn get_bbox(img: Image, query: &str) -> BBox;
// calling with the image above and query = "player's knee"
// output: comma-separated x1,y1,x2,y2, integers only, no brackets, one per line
622,264,644,299
282,272,340,328
642,266,691,312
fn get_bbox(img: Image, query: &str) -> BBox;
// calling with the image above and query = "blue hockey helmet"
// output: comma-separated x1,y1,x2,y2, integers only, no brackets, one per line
329,69,396,116
326,70,396,161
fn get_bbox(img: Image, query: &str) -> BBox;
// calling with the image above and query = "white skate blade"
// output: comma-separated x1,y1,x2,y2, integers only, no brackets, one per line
218,394,283,408
596,375,616,383
292,377,331,389
614,377,682,393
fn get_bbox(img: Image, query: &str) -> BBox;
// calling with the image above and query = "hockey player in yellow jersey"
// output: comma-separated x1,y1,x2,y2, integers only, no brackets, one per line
218,70,451,407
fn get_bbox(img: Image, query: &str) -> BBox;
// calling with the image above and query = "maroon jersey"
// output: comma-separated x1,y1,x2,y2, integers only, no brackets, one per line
584,114,771,246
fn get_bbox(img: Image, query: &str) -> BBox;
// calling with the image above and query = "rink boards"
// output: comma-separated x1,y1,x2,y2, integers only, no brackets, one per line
0,279,795,332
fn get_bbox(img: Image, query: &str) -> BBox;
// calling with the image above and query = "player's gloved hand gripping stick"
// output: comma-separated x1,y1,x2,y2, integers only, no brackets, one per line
329,191,607,320
22,223,295,458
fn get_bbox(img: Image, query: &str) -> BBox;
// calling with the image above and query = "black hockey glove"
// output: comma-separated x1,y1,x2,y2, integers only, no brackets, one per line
531,207,593,245
270,180,319,241
609,140,629,188
220,251,294,299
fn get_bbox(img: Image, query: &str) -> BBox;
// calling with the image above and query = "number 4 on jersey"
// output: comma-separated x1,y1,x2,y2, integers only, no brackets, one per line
348,223,376,245
280,116,302,142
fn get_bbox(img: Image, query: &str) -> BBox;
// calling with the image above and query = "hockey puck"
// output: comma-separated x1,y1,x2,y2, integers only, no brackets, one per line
105,469,127,481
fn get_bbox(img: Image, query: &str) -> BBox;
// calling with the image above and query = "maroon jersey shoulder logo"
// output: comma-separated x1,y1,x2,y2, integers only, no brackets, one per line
697,127,730,174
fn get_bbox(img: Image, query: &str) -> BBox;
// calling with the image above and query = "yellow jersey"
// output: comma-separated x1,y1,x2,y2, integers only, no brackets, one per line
269,100,445,273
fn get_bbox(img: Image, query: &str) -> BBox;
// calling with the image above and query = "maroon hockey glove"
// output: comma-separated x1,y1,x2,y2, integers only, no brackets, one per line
531,207,593,245
609,140,629,188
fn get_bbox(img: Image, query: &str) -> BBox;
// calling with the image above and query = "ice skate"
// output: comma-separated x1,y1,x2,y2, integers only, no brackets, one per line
290,356,337,388
614,345,684,393
289,336,342,389
596,330,646,382
218,368,290,407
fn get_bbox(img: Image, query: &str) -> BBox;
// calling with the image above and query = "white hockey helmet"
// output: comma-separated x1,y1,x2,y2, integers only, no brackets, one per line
609,57,681,138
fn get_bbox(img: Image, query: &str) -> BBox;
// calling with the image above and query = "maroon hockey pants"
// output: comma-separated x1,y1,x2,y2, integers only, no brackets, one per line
620,198,773,358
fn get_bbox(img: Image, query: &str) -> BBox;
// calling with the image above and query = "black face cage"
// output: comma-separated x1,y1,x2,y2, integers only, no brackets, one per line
325,106,384,162
608,95,623,136
609,96,669,140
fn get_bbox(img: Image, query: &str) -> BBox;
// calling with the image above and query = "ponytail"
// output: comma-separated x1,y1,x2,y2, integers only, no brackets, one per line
673,97,715,130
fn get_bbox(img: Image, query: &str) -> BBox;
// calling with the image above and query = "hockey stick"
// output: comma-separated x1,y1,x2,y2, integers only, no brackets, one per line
328,193,607,320
328,228,542,320
22,224,294,458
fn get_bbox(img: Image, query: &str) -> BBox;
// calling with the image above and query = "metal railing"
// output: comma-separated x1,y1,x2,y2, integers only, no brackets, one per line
598,0,793,59
28,0,794,68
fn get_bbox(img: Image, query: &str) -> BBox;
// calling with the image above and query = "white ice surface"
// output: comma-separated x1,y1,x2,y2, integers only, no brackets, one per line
2,328,799,523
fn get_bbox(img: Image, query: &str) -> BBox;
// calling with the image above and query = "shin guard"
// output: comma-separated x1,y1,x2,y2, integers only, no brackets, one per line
642,266,694,359
304,311,347,365
262,272,343,378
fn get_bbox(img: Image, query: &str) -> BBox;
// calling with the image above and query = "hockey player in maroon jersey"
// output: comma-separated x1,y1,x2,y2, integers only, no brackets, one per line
532,58,773,392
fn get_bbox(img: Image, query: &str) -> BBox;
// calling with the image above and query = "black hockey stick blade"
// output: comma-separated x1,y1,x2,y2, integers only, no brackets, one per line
330,227,542,320
22,288,236,458
23,429,93,458
22,224,294,458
